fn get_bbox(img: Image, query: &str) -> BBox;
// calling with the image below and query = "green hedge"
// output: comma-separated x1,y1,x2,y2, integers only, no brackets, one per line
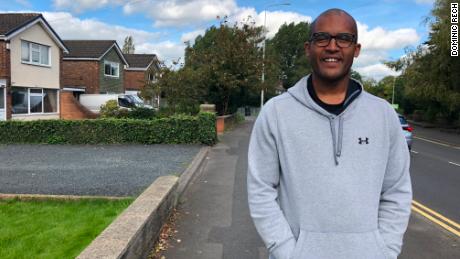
0,112,217,145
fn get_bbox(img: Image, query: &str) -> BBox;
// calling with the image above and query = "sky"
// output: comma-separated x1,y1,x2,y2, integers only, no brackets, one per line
1,0,435,81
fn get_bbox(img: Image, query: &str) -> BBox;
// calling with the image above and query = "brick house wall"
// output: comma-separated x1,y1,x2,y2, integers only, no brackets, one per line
0,41,9,78
0,41,11,119
60,91,97,119
124,70,145,91
62,60,99,94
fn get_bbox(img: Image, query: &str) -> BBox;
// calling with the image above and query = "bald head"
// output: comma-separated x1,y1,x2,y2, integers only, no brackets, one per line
309,8,358,42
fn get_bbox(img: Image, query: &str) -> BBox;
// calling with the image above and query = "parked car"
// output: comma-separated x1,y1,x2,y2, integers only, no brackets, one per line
398,114,413,150
79,94,153,113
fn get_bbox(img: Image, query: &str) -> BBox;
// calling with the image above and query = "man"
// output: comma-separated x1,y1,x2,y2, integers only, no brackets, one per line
247,8,412,259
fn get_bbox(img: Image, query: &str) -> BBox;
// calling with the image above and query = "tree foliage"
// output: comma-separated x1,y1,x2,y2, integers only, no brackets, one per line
265,22,312,89
386,0,460,123
184,20,265,115
122,36,135,54
141,65,205,116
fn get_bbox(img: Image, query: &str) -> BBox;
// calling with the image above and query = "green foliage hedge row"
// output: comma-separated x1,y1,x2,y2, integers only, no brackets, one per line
0,112,217,145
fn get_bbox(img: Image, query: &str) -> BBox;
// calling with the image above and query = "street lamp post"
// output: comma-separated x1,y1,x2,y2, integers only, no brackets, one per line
261,2,290,109
392,76,396,105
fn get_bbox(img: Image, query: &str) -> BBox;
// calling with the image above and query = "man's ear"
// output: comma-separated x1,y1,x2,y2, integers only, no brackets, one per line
354,43,361,58
304,41,311,58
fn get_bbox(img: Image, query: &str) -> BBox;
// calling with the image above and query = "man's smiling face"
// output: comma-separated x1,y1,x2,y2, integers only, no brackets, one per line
305,12,361,83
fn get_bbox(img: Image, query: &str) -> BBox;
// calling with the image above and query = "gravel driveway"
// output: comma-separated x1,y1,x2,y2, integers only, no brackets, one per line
0,144,202,197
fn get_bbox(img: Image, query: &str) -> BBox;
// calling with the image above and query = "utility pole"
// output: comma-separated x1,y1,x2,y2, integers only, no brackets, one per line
260,2,290,109
392,76,396,105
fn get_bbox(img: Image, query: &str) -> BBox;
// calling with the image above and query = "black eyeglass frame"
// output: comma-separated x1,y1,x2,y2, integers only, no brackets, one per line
309,32,357,48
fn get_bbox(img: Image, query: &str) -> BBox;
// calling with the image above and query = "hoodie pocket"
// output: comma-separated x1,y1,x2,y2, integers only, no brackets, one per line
290,230,307,259
373,230,390,259
290,229,388,259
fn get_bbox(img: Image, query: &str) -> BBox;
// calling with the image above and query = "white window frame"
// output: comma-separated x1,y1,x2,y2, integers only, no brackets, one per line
11,88,60,116
104,61,120,78
0,85,6,121
148,73,157,83
21,40,51,67
29,88,44,114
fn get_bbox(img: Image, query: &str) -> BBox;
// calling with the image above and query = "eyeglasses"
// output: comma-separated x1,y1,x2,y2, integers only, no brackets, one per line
310,32,356,48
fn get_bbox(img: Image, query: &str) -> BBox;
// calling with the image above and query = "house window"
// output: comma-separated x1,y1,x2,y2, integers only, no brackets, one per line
44,89,58,113
12,87,58,115
104,61,119,77
30,89,43,113
11,87,28,114
21,41,50,66
148,73,157,82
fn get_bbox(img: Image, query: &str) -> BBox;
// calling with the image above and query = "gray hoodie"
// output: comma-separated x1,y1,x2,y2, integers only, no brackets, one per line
247,75,412,259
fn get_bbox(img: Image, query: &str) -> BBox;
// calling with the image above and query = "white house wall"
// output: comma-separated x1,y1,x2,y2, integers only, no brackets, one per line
10,23,60,89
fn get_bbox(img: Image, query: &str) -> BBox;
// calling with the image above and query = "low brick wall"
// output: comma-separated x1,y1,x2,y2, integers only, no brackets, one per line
60,91,98,120
216,114,239,134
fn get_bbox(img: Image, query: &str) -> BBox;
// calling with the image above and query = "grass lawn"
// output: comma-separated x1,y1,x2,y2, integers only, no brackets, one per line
0,198,133,259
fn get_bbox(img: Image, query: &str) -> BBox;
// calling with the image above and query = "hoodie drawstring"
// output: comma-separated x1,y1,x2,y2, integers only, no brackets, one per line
337,117,343,157
329,116,344,166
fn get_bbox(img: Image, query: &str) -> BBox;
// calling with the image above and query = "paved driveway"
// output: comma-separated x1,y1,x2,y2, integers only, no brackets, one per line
0,144,201,197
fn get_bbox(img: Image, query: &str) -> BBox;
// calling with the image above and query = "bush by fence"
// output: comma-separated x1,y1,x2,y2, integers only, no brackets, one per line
0,112,217,145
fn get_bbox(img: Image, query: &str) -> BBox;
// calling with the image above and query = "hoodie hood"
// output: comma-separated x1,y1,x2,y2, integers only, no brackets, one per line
287,75,363,165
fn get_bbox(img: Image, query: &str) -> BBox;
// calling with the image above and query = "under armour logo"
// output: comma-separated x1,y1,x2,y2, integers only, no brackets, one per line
358,137,369,144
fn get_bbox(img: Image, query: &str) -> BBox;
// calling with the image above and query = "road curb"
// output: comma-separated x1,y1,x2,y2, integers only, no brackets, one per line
77,146,210,259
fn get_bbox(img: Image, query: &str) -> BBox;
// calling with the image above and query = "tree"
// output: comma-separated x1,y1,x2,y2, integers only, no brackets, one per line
185,20,265,115
350,69,363,82
141,64,206,115
386,0,460,123
265,22,312,89
122,36,135,54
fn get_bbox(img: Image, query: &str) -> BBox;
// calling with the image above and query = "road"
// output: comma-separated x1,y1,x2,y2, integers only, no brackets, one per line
409,126,460,223
399,125,460,258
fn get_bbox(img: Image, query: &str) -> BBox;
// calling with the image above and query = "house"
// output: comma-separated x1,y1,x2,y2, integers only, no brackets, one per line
123,54,160,95
60,40,128,119
62,40,128,94
0,13,68,121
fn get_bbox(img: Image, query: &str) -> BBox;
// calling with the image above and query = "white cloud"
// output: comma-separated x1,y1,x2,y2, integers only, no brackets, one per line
354,50,388,68
229,7,311,39
123,0,238,27
137,41,184,60
350,21,421,80
357,22,420,51
181,29,205,44
355,63,400,81
42,11,186,65
43,12,160,47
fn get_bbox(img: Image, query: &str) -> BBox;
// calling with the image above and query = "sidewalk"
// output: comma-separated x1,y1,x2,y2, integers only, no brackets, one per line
162,118,267,259
161,119,460,259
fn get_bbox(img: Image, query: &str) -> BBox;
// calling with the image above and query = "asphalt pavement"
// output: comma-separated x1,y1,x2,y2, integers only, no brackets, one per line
409,127,460,223
162,119,460,259
0,144,201,197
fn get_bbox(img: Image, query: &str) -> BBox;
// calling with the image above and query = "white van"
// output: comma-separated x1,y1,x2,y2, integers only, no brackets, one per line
79,94,153,113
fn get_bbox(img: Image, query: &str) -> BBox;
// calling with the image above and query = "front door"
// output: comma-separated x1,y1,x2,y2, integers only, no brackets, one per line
0,86,5,121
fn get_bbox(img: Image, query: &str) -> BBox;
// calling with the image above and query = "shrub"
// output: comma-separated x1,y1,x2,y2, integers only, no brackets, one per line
128,107,156,120
100,100,156,120
99,100,121,118
235,112,245,123
0,112,217,145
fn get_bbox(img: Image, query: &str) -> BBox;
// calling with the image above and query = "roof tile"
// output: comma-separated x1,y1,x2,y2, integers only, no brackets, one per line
0,13,41,35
